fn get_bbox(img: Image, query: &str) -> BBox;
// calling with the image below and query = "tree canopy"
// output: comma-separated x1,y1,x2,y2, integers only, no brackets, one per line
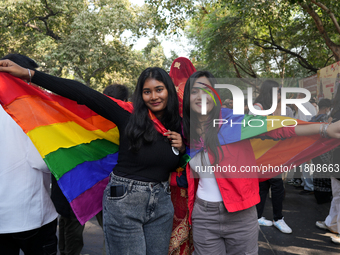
0,0,171,90
146,0,340,81
2,0,340,92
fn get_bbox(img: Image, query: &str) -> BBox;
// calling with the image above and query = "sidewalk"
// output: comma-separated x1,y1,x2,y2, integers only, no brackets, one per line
76,182,340,255
258,183,340,255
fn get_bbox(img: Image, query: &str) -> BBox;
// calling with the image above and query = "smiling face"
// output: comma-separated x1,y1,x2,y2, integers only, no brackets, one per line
190,76,215,120
142,78,169,118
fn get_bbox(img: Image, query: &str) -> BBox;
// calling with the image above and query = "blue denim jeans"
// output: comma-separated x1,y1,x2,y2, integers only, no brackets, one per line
103,173,174,255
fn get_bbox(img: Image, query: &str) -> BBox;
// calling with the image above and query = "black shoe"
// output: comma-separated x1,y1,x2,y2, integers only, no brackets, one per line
299,190,314,195
295,186,304,190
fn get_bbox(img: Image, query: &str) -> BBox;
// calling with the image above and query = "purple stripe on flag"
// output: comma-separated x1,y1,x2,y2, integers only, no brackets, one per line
70,176,110,225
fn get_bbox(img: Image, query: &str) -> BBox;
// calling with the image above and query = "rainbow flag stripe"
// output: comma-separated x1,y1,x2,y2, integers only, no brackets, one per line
0,73,127,224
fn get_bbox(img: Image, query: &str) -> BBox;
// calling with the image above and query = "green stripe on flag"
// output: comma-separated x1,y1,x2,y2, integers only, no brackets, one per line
45,139,119,180
241,115,268,140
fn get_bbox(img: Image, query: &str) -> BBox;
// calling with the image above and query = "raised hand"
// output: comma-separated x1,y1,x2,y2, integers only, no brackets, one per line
0,59,34,80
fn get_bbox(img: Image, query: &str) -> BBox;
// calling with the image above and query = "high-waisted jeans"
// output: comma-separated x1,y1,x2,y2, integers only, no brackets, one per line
103,173,174,255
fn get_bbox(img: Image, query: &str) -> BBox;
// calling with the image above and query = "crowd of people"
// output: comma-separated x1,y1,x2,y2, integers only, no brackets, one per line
1,54,340,255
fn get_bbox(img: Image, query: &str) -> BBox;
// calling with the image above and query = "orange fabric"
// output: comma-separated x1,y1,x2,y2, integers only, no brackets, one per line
6,96,116,133
84,115,117,132
256,135,317,166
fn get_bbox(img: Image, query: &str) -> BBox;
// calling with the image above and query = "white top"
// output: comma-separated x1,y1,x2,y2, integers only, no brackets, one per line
297,102,317,121
189,151,223,202
284,106,295,118
0,105,58,233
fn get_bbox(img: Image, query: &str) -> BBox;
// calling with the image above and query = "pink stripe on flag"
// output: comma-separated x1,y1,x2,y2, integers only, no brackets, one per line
70,176,110,225
259,138,340,180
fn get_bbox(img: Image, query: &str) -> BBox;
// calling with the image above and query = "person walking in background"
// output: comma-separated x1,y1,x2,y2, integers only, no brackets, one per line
103,84,129,102
295,93,317,195
311,99,333,204
251,80,293,234
51,175,85,255
316,90,340,244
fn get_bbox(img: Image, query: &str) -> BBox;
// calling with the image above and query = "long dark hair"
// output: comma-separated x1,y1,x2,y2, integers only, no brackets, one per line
125,67,181,151
254,80,280,110
183,71,222,164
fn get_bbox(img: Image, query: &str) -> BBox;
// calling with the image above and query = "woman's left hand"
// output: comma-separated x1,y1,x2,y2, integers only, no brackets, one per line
164,130,186,154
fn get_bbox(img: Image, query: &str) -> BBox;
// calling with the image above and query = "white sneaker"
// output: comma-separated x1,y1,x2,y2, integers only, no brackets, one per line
273,218,292,234
316,221,338,234
331,234,340,244
258,217,273,226
316,221,328,230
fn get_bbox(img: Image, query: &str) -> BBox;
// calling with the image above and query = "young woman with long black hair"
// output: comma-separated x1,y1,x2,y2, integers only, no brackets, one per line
316,87,340,244
0,60,185,255
182,71,340,255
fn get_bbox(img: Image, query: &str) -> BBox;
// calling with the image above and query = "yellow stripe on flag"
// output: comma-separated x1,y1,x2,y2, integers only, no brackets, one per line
250,139,279,159
266,116,297,131
27,121,119,157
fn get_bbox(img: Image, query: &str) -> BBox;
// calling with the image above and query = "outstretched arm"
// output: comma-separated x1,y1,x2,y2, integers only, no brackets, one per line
295,122,340,139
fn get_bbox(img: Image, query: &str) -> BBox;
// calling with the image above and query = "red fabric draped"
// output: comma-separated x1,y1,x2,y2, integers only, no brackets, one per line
169,57,197,117
168,57,196,254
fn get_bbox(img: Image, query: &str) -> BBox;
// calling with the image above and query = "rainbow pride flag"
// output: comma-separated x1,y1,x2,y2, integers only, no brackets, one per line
0,73,126,224
2,72,340,224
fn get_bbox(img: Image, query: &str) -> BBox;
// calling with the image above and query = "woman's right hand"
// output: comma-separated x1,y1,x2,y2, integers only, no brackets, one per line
0,59,34,80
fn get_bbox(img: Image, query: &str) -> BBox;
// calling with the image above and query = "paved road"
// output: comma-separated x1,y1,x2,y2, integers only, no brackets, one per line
60,182,340,255
258,183,340,255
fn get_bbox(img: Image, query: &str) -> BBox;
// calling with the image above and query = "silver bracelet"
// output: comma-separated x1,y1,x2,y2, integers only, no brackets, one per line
319,123,324,137
322,123,330,138
27,69,31,85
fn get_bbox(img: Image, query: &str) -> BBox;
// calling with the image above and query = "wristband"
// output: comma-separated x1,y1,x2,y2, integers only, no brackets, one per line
321,123,330,138
27,69,31,85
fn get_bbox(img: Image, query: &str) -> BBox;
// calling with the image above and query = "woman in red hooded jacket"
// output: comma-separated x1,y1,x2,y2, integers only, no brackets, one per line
182,70,340,255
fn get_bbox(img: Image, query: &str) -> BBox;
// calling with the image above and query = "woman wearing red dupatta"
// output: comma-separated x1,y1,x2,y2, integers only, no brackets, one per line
169,57,197,118
168,57,196,255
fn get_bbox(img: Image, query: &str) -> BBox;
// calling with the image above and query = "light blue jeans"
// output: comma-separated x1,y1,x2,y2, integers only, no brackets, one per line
103,173,174,255
301,162,314,191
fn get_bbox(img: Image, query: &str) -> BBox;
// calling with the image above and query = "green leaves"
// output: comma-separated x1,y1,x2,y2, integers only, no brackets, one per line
0,0,171,90
146,0,340,79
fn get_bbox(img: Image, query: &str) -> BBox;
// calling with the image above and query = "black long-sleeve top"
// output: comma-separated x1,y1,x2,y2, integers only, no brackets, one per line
32,71,180,182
